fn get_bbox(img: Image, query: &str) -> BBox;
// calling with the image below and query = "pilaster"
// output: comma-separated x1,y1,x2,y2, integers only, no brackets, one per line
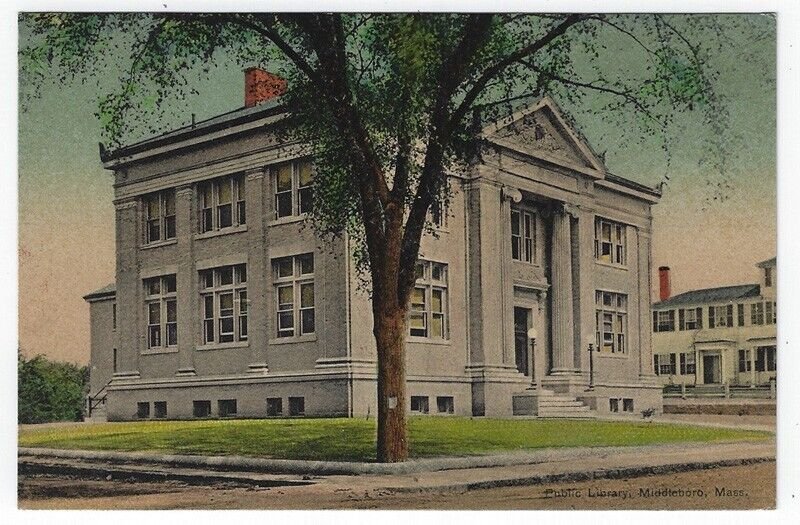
113,197,141,379
637,228,656,380
550,205,576,375
175,184,196,376
245,168,270,373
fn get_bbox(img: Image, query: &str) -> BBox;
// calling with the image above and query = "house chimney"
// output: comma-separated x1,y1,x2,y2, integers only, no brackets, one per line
658,266,671,301
244,67,287,108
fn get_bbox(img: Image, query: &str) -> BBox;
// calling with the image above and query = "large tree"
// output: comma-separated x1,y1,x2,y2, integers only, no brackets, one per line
20,12,772,461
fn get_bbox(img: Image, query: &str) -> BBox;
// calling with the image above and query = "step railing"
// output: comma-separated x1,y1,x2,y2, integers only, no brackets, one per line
86,379,112,418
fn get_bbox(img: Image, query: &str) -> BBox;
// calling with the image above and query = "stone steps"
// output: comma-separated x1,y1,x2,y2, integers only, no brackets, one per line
512,389,596,418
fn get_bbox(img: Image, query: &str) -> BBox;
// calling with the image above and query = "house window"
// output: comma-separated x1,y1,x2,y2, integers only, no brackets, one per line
737,304,745,327
653,310,675,332
594,217,626,265
198,174,246,233
137,402,150,418
609,398,619,412
274,159,314,218
653,354,660,375
266,398,283,416
680,352,696,375
410,396,430,414
154,401,167,418
273,254,315,338
430,200,447,229
738,349,752,373
750,302,764,325
143,190,176,244
511,208,535,263
410,261,448,339
765,301,775,325
764,267,773,287
218,399,237,418
658,353,677,376
144,275,177,349
436,396,454,414
200,264,248,344
623,399,634,413
112,348,117,374
708,305,733,329
755,346,776,372
112,303,117,331
288,397,305,416
679,308,702,330
595,291,627,353
193,400,211,418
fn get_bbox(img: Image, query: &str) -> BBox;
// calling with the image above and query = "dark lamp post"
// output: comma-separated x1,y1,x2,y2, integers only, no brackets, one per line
587,339,596,391
527,327,537,389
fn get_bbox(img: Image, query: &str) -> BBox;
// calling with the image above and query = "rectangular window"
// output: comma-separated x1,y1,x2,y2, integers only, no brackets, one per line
198,174,246,233
739,349,751,372
112,348,117,374
272,254,315,338
409,261,449,339
218,399,237,418
410,396,430,414
430,200,447,229
199,265,247,344
609,398,619,413
595,291,627,353
144,275,177,349
738,304,745,327
511,208,536,263
709,305,734,328
654,310,675,332
274,159,314,218
266,398,283,416
623,399,634,413
288,397,305,416
154,401,167,419
193,400,211,418
143,190,176,244
680,352,696,375
756,346,776,372
750,302,764,325
659,353,677,375
679,307,702,331
436,396,454,414
137,402,150,419
764,267,773,287
653,354,660,375
112,303,117,331
765,301,774,325
594,217,626,265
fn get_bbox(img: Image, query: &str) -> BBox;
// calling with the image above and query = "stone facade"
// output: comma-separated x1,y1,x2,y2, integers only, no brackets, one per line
85,94,663,421
652,258,777,387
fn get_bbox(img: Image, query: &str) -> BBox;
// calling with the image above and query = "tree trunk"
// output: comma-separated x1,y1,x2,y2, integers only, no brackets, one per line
374,301,409,462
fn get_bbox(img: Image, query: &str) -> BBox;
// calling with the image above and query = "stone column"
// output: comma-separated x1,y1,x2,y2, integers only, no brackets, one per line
246,168,270,373
175,184,197,376
500,186,522,365
113,197,141,379
750,347,756,386
550,205,575,375
637,229,656,379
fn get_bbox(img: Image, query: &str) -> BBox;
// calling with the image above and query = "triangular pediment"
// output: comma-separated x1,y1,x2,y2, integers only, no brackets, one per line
483,96,606,178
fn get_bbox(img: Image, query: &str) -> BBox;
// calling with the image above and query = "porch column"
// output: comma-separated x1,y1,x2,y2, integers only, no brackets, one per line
550,205,575,374
750,346,756,386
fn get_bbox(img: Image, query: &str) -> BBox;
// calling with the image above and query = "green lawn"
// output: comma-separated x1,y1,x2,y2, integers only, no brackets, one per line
18,417,770,462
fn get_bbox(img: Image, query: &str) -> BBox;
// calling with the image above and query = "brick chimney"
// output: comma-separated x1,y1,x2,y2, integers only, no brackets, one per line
244,67,287,108
658,266,671,301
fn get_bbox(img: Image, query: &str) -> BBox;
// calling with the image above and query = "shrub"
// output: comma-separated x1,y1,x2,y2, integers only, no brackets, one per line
18,353,88,424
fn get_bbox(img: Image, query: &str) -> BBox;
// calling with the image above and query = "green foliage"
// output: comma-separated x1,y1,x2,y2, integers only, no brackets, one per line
18,417,769,462
18,353,88,424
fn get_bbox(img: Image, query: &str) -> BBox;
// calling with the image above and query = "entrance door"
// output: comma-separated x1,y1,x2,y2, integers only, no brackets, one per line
703,354,721,384
514,307,530,375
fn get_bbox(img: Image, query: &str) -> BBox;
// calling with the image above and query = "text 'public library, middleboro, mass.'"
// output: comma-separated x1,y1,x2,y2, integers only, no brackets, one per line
84,68,664,422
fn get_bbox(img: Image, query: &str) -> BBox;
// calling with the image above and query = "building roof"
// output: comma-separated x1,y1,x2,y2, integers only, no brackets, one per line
653,284,761,309
83,283,116,301
756,256,777,268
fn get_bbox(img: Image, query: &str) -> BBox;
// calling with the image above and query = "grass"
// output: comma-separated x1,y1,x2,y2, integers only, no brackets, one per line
18,417,770,462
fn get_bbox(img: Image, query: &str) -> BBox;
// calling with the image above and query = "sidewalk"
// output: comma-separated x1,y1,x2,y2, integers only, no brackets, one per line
19,438,775,493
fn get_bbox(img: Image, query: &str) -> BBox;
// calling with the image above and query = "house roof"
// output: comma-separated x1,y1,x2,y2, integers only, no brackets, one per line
653,284,761,309
83,283,116,301
756,256,777,268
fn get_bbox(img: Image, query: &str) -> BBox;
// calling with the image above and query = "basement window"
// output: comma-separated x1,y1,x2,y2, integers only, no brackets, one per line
154,401,167,419
193,400,211,418
436,396,454,414
623,399,634,413
266,398,283,416
288,397,305,416
218,399,238,418
137,402,150,419
609,398,620,413
410,396,429,414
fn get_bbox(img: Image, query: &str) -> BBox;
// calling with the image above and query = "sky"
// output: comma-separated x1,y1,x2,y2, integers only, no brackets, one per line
17,14,776,365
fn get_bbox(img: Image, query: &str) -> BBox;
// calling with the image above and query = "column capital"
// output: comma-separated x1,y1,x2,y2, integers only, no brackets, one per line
501,186,523,203
113,197,138,210
175,183,193,196
246,167,265,180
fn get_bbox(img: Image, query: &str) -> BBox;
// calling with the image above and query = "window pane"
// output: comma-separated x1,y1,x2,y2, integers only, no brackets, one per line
411,287,426,309
301,309,315,334
219,266,234,286
431,314,444,338
218,179,232,203
201,183,213,207
276,192,292,218
415,262,424,280
300,283,314,308
164,275,177,293
200,208,213,232
203,295,214,317
149,325,161,348
431,289,443,313
238,290,248,313
148,302,161,324
276,165,293,191
276,258,293,278
299,254,314,275
220,317,234,334
201,271,214,289
601,222,612,241
236,265,247,284
218,203,233,228
166,300,177,322
278,285,294,308
147,220,161,243
237,200,246,225
164,191,175,215
278,311,294,332
164,216,176,239
299,187,313,214
431,263,445,282
298,161,313,187
147,196,160,218
146,278,160,296
204,319,214,343
166,323,177,346
511,210,520,235
219,293,234,315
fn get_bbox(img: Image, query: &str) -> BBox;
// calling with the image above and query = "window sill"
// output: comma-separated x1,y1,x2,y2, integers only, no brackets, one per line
596,352,629,359
511,259,542,267
194,225,248,241
141,239,178,250
268,214,308,227
269,334,317,345
141,347,179,355
195,341,250,351
407,336,451,346
595,260,629,271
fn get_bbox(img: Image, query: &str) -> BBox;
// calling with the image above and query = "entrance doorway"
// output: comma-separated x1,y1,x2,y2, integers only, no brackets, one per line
702,354,722,384
514,307,530,376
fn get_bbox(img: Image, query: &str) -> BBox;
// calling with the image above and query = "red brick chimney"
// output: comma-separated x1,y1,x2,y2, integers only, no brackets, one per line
244,67,287,108
658,266,671,301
